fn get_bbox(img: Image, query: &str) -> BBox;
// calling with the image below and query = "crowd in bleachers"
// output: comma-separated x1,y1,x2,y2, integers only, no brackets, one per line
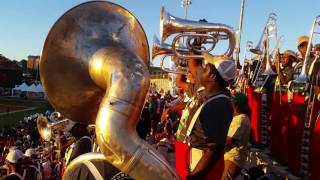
0,112,70,180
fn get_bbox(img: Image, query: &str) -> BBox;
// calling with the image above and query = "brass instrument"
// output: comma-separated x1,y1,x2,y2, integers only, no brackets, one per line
250,13,278,90
294,15,320,84
160,6,235,59
152,35,189,60
36,114,70,141
250,14,279,145
37,114,74,162
39,2,178,180
299,15,320,176
152,35,189,74
234,40,253,89
160,55,189,75
234,0,246,67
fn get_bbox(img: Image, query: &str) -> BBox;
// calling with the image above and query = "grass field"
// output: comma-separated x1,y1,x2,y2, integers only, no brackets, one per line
0,97,54,127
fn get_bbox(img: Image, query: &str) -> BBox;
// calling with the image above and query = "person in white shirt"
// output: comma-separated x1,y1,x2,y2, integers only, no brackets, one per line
223,92,251,180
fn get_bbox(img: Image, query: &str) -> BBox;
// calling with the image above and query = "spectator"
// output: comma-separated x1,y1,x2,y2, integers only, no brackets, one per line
222,92,250,180
3,148,26,180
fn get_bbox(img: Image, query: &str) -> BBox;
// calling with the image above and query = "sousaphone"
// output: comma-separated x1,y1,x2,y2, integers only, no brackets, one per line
40,1,178,180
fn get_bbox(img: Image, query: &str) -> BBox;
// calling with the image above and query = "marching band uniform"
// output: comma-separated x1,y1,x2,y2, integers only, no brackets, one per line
186,55,235,180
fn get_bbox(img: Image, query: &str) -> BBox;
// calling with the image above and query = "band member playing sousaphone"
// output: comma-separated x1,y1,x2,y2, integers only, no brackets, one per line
63,122,92,168
40,2,180,179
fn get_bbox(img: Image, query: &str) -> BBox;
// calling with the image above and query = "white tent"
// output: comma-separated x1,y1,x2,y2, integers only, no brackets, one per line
25,83,37,92
13,82,28,91
34,84,44,93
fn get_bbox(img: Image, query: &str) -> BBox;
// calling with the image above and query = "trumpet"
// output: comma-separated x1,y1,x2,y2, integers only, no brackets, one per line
160,6,235,59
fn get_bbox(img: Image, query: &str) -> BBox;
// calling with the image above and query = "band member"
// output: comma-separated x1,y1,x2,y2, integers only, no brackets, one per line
223,92,250,180
309,58,320,180
3,148,26,180
296,35,309,63
24,148,42,180
161,88,186,127
63,114,157,180
64,122,92,167
175,19,208,97
274,50,296,85
174,27,211,180
186,53,236,180
295,35,314,77
175,21,208,141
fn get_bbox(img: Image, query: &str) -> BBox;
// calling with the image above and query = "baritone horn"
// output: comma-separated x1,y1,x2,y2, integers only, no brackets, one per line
40,2,179,180
160,6,236,59
36,114,71,141
152,35,189,74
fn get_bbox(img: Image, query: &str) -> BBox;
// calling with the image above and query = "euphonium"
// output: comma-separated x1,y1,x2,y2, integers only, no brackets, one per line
36,114,71,141
160,6,235,59
152,35,189,74
40,2,179,180
152,35,189,60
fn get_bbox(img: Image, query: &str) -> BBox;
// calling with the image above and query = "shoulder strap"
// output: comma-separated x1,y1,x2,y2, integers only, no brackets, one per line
29,165,40,172
83,160,104,180
64,143,75,166
29,164,43,180
9,171,24,180
185,94,229,139
81,136,92,142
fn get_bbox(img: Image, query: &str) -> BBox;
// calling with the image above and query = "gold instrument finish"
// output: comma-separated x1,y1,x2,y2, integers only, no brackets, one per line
37,115,52,141
37,114,70,141
40,1,179,180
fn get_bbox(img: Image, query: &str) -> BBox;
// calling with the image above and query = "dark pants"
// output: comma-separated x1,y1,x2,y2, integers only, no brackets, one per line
222,160,241,180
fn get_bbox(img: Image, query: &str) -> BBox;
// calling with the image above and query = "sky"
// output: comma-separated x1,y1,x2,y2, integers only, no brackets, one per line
0,0,320,67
